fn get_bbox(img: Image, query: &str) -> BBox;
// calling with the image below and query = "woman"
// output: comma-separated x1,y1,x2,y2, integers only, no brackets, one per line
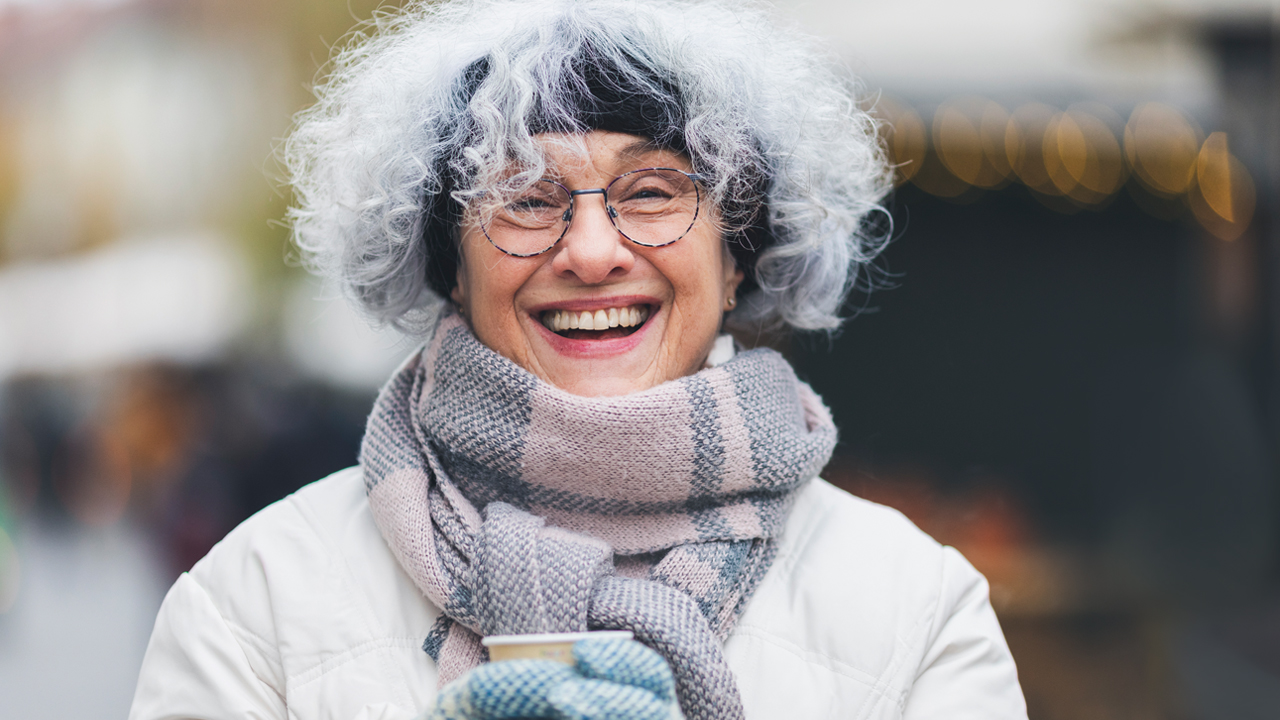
130,1,1027,718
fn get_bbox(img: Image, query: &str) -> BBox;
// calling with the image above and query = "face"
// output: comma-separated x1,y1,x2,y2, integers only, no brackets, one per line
451,130,743,397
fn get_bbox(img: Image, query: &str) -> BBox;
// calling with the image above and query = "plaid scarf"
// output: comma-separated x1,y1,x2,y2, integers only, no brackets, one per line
361,312,836,720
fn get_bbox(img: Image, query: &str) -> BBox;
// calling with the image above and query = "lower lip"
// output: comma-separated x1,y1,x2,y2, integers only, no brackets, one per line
533,310,655,358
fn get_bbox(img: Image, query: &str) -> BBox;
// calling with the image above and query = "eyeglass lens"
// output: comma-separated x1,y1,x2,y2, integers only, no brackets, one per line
479,168,700,257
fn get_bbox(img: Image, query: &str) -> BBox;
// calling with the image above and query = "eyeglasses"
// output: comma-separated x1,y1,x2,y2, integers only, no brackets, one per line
477,167,707,257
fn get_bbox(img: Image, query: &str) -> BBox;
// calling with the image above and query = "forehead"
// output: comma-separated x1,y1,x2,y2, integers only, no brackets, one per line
536,130,692,177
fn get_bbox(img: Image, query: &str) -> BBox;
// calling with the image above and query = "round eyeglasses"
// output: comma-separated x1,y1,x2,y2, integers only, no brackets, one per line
477,167,707,257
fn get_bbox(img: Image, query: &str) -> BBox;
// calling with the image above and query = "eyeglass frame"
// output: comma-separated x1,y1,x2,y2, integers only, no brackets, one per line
477,167,710,258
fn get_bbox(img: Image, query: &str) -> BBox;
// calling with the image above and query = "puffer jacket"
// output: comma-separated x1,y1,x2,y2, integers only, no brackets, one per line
129,467,1028,720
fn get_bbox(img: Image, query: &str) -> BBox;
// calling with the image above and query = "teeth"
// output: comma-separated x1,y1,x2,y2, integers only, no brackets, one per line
540,305,651,333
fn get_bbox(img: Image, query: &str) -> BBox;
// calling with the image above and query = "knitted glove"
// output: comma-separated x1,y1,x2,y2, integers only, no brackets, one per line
548,637,676,720
424,637,676,720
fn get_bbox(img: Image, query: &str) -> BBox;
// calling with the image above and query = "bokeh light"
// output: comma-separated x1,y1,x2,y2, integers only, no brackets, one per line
877,95,1252,237
876,97,927,186
1006,103,1062,197
1189,131,1256,242
980,102,1014,180
1043,107,1125,206
910,149,974,199
1125,102,1201,197
933,97,1010,189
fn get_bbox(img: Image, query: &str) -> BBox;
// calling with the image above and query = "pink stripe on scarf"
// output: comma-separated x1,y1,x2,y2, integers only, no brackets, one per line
704,365,760,496
521,383,698,501
368,467,447,604
538,508,701,555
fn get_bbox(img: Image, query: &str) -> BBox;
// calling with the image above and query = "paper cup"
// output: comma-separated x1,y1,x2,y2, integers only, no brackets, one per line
481,630,634,664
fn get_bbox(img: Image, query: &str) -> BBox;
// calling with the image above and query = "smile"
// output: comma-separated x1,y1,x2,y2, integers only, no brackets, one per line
540,304,652,339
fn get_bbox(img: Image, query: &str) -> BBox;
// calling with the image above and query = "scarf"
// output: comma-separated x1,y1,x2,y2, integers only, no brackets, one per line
361,312,836,720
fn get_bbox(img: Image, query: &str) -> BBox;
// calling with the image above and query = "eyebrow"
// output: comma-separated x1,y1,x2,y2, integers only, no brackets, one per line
539,136,688,182
618,137,677,159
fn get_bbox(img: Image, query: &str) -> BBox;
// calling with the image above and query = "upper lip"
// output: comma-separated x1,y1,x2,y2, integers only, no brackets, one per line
527,295,660,314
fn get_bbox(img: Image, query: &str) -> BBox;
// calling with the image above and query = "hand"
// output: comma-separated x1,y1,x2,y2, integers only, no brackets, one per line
424,637,676,720
547,637,676,720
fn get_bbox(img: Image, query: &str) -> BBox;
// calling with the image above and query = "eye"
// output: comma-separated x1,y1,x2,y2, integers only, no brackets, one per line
625,187,673,200
616,180,679,203
510,197,557,210
498,180,570,218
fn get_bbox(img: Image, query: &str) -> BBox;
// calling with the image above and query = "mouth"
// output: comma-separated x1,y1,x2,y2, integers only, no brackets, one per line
539,303,653,340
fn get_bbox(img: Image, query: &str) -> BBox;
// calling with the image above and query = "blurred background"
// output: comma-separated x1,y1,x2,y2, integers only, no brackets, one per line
0,0,1276,717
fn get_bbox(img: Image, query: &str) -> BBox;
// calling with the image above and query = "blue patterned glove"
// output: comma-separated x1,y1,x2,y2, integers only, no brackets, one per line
548,637,675,720
424,638,676,720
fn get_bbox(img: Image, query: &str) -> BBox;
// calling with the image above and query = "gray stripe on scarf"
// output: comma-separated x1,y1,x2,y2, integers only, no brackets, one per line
425,323,536,495
685,374,725,496
475,503,612,635
732,354,815,488
589,576,744,720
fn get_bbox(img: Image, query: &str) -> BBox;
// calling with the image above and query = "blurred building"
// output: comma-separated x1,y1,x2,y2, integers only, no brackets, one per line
776,1,1280,717
0,1,409,717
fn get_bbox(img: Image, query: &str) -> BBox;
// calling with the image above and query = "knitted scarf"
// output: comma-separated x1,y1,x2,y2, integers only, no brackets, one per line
361,312,836,720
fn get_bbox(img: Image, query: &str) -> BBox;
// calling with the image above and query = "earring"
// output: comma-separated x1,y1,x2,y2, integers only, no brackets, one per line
726,296,736,309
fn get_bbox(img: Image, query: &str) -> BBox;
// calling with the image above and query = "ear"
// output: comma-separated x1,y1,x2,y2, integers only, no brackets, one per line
721,242,745,299
450,252,468,309
726,266,744,295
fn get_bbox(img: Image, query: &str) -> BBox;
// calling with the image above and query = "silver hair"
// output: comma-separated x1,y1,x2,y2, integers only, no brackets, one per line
284,0,892,335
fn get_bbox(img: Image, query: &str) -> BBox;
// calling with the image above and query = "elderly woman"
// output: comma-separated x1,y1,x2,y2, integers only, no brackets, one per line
130,1,1026,719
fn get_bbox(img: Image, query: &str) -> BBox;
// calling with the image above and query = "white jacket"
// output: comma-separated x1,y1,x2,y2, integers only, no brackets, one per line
130,467,1027,720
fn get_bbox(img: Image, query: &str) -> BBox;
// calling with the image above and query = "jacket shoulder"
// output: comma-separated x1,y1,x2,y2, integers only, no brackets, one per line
188,466,369,626
727,478,995,716
781,477,948,584
134,468,441,720
740,478,954,649
184,467,438,701
193,466,367,575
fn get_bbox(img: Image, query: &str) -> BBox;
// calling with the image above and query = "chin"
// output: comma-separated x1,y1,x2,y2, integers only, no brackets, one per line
548,373,654,398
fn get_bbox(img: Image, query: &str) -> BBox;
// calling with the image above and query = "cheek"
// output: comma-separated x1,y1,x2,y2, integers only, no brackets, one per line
456,235,522,327
684,234,734,298
666,241,731,325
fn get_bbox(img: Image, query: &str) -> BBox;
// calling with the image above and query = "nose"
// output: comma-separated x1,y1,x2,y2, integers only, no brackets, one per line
550,193,634,284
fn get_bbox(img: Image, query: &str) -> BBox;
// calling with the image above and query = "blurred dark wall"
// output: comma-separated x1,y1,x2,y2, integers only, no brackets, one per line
794,184,1275,600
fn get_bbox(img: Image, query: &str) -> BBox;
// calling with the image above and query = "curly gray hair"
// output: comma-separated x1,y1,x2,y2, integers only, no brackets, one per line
285,0,892,335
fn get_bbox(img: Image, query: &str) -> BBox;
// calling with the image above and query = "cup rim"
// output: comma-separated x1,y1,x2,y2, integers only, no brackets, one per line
480,630,634,647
